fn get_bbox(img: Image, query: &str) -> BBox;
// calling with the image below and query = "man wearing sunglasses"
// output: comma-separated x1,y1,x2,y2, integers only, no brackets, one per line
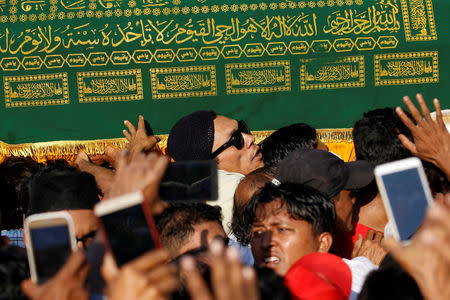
167,111,264,235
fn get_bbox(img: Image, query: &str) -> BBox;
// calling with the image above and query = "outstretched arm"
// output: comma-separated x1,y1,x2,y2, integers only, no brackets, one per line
396,94,450,179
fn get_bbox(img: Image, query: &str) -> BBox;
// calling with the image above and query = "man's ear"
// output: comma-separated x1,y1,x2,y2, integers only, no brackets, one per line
317,232,333,253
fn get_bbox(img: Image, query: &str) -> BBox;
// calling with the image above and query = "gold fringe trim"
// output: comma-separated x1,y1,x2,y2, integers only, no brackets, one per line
0,128,354,163
317,128,353,143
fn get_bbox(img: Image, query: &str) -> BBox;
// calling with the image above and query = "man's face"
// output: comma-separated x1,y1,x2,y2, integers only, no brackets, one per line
67,209,98,249
213,115,264,175
178,221,227,255
333,190,356,232
250,200,322,276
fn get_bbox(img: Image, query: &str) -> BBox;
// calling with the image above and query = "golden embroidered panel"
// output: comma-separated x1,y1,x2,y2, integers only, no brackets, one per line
0,0,448,145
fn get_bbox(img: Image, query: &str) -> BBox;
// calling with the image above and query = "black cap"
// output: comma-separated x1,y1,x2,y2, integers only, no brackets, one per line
167,110,216,161
274,149,374,198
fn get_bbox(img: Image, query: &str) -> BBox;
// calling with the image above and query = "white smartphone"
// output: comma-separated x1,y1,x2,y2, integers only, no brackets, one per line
24,211,77,284
94,191,161,267
375,157,433,241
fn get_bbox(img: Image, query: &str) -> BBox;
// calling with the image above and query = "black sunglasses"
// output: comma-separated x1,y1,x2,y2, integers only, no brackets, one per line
210,120,250,159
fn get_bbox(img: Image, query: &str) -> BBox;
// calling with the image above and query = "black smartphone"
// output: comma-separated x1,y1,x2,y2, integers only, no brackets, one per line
94,192,161,267
159,160,218,202
24,212,77,284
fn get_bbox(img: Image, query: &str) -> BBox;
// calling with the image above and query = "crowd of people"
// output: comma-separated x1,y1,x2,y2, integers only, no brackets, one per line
0,93,449,300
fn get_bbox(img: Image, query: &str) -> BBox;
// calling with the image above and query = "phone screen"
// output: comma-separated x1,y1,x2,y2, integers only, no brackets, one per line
381,168,429,240
30,225,72,284
100,203,157,267
159,161,218,202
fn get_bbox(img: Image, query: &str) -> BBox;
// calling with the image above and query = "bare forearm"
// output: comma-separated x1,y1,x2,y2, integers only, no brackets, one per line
75,160,115,194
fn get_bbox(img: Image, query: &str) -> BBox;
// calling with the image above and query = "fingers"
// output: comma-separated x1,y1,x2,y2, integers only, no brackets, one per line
381,237,403,259
416,94,433,123
418,204,450,264
21,279,40,299
397,134,418,155
102,253,119,284
210,240,231,300
123,129,132,142
147,270,179,296
115,150,130,172
180,256,213,300
395,106,417,133
365,229,375,240
242,267,260,300
403,96,425,126
227,248,244,299
137,115,145,130
434,99,447,130
127,248,171,273
374,231,384,242
351,234,363,258
142,154,169,206
124,120,137,136
59,250,88,278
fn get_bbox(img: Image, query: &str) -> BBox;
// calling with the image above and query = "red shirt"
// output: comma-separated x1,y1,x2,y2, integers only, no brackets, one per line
331,221,382,259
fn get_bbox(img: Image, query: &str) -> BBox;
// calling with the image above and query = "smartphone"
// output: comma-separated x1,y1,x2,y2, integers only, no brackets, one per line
94,191,161,267
160,160,218,202
24,211,77,284
375,157,433,241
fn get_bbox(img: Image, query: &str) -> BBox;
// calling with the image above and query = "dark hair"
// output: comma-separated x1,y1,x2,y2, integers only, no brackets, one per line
0,246,29,300
155,203,223,253
353,108,413,166
18,159,75,215
21,164,100,217
237,183,335,245
232,167,273,244
423,161,450,196
0,157,41,229
358,254,423,300
259,123,317,168
256,267,292,300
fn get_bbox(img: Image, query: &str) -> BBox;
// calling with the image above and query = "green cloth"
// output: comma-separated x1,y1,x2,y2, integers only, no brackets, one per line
0,0,448,143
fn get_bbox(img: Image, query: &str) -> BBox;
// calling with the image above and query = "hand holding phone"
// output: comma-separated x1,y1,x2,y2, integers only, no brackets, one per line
24,211,77,284
94,191,161,267
375,157,433,241
22,250,90,299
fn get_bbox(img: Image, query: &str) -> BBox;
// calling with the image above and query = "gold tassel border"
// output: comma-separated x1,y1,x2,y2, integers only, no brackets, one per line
0,128,355,163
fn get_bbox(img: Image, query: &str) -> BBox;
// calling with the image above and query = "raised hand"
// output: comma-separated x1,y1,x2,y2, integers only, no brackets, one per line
123,115,160,161
105,150,169,215
396,94,450,179
383,203,450,300
21,250,90,300
102,249,178,300
180,240,260,300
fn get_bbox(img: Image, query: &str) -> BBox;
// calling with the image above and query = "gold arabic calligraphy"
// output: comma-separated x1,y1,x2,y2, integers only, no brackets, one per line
1,2,402,55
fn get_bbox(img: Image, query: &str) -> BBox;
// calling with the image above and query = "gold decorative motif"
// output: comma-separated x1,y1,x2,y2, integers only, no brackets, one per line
300,55,365,90
4,72,69,107
374,51,439,86
150,65,217,99
2,0,360,22
0,129,355,163
77,69,144,103
400,0,437,41
225,60,291,95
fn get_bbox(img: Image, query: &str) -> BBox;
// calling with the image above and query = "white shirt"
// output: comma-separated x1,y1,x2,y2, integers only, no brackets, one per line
343,256,378,295
207,169,245,234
